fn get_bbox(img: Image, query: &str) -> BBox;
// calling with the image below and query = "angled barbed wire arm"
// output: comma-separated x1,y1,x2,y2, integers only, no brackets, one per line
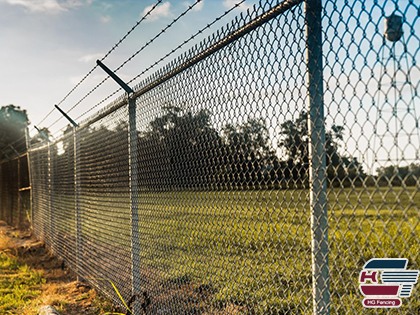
54,105,78,128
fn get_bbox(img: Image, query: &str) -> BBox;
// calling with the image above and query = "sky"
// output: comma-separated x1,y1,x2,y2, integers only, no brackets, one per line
1,0,419,173
0,0,257,136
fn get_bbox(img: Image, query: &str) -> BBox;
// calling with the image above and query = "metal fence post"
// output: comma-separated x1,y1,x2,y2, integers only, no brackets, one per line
17,156,21,227
129,96,141,314
74,128,82,279
48,141,53,245
305,0,330,314
25,128,33,227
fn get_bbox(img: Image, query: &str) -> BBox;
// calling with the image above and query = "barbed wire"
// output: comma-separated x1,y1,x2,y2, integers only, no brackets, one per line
33,0,163,131
6,0,247,146
128,0,247,85
64,0,205,118
75,0,247,123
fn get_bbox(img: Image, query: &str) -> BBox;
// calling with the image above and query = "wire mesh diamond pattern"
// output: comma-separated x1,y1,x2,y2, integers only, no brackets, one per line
0,0,418,314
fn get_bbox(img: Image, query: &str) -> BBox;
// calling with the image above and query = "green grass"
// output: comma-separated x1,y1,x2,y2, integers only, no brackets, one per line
0,240,118,315
136,187,419,314
0,253,45,314
44,187,419,314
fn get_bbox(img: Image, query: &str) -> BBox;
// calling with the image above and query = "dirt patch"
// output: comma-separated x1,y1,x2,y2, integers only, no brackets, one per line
0,221,115,315
0,221,248,314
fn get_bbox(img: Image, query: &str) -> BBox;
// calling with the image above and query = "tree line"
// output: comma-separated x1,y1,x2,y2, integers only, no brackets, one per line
0,105,29,160
2,104,419,189
46,106,420,190
133,106,368,190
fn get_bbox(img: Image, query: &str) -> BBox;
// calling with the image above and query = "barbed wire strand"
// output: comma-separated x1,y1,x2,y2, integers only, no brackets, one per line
75,0,247,122
33,0,163,130
63,0,205,118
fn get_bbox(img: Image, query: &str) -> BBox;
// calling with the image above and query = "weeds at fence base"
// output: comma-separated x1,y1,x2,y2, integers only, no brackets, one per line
0,221,115,314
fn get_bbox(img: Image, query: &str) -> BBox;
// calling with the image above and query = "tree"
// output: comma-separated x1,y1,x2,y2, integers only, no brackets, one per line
0,105,29,160
278,111,309,186
377,163,420,186
53,123,129,194
278,111,364,187
138,106,223,189
30,127,51,146
78,124,129,189
279,111,309,166
324,124,365,186
221,118,277,187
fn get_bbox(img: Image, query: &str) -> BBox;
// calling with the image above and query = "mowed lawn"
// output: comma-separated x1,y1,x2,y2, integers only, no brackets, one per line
45,187,419,314
136,187,419,314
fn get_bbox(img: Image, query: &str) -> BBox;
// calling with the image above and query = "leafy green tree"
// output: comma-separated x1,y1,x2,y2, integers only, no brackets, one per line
377,163,420,186
0,105,29,160
138,106,223,189
278,111,364,187
221,118,277,187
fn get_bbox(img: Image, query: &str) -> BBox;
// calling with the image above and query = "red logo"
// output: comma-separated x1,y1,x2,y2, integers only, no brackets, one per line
359,258,419,308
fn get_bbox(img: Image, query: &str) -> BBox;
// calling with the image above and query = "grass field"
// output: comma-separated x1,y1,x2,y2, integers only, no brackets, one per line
136,187,419,314
0,252,44,313
0,223,117,315
36,186,419,314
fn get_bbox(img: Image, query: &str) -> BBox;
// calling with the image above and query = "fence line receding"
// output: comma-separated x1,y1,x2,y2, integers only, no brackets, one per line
0,0,419,314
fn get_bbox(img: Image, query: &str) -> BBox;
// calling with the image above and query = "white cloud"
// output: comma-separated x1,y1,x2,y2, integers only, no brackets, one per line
183,0,204,12
222,0,252,11
69,73,107,85
78,53,103,63
100,2,112,11
3,0,92,13
193,0,204,11
100,15,111,24
69,74,85,85
142,1,172,22
5,0,65,13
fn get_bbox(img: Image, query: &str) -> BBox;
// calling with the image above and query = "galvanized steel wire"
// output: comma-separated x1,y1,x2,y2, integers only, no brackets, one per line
1,0,419,314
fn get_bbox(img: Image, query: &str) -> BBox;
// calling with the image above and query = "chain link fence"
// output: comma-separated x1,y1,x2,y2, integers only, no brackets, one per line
1,0,419,314
0,154,30,229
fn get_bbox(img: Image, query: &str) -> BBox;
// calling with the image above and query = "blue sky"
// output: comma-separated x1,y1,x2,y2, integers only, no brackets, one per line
1,0,418,173
0,0,257,135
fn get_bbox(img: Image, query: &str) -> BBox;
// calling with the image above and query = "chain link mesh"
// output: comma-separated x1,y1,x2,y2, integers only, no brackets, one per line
134,2,312,313
77,107,132,305
0,159,18,225
323,1,419,313
30,145,50,243
0,155,30,229
49,130,77,273
0,0,419,314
